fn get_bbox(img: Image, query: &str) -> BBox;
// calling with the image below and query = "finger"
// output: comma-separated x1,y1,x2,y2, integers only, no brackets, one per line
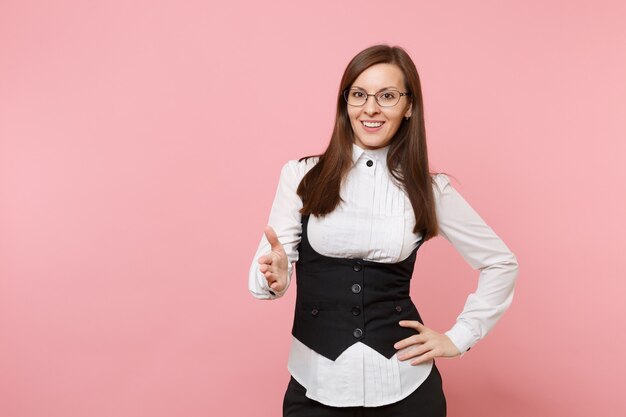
398,320,426,332
264,225,284,252
393,334,426,350
411,351,436,366
257,254,272,265
269,280,281,290
398,342,432,361
266,272,285,292
263,270,276,286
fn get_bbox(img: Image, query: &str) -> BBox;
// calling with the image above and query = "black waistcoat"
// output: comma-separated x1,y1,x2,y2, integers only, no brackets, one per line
291,214,426,361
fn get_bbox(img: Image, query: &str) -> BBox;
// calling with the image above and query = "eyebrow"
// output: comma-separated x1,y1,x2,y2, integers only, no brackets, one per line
351,85,401,91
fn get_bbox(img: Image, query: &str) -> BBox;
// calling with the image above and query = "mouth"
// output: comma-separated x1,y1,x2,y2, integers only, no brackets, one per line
361,120,385,132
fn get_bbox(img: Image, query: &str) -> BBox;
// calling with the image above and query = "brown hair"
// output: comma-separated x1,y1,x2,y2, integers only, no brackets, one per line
297,44,444,240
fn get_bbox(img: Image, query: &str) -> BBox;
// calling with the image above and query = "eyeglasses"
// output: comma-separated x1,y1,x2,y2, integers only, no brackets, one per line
343,87,411,107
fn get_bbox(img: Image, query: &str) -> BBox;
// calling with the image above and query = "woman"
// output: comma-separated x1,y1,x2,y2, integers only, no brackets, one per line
248,44,519,417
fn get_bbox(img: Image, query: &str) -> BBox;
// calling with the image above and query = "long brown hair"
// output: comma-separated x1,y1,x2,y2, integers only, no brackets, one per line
297,44,442,240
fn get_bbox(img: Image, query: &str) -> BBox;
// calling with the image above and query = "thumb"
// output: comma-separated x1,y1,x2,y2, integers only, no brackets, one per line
264,225,284,252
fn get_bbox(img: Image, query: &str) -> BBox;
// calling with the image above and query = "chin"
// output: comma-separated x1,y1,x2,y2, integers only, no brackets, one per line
357,137,390,149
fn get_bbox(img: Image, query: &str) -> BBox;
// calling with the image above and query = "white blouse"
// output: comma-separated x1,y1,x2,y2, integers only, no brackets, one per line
248,142,519,407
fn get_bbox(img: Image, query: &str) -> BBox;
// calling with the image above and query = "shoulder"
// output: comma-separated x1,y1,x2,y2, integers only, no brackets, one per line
280,156,320,182
431,173,452,194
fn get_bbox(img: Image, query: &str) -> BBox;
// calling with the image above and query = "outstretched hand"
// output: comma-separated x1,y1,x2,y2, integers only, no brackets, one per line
257,225,289,294
394,320,462,366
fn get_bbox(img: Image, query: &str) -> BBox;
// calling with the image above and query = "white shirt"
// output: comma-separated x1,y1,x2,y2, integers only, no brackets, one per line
248,142,519,407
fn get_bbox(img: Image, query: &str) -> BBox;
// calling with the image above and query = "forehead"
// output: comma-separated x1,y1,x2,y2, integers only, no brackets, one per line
351,63,405,90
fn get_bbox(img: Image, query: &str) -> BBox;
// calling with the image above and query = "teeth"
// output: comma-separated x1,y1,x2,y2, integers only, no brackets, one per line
362,121,383,127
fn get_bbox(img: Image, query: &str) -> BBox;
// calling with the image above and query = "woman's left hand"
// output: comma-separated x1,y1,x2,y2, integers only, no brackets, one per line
394,320,462,366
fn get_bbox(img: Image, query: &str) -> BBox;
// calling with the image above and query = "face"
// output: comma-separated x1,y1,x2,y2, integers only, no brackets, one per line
346,63,412,150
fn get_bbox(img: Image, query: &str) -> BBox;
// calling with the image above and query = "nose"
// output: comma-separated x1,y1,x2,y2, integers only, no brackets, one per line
363,95,380,115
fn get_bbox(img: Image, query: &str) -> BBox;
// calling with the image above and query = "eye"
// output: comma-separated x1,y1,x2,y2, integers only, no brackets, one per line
380,91,397,99
351,90,365,98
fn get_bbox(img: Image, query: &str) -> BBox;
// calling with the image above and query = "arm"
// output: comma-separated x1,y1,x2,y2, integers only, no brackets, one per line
248,160,306,300
434,174,520,356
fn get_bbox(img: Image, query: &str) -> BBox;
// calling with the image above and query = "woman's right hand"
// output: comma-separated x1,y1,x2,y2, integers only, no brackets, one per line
257,225,289,294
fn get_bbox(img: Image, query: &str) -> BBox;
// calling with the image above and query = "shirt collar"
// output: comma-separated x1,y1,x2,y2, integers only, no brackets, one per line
351,142,390,164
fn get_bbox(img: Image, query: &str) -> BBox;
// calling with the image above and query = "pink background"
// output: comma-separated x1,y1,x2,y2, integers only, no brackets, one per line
1,1,625,416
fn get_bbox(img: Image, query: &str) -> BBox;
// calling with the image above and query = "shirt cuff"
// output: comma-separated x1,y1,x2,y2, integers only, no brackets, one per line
445,322,480,357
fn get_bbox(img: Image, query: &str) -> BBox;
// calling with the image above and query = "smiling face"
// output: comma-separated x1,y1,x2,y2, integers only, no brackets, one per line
347,63,413,150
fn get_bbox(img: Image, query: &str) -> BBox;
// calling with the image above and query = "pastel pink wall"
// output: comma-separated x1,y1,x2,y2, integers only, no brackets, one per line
1,1,625,416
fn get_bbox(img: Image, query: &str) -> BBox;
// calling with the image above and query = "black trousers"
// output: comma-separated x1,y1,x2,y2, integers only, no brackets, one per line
283,362,447,417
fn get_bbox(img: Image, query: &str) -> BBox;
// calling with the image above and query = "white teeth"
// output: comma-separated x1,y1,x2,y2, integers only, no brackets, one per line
362,121,383,127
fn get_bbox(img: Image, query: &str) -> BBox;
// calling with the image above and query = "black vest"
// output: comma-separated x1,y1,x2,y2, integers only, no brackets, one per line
291,214,426,361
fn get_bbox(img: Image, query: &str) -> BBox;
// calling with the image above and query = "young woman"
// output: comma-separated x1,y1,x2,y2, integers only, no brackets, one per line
248,44,519,417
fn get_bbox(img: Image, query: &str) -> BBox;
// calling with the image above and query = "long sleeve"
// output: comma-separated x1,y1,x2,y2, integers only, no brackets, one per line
261,144,511,407
248,159,311,300
433,174,520,356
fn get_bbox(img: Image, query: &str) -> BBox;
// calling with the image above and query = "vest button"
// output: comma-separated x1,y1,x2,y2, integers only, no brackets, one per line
311,308,319,317
351,283,362,294
395,305,402,313
352,262,362,272
366,160,373,167
353,328,363,338
351,306,361,316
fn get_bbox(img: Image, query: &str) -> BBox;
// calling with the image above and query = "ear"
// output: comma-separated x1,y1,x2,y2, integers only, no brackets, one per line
405,101,413,118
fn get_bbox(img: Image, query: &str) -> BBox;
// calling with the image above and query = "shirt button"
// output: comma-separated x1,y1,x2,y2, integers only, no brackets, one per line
351,283,362,294
351,306,361,316
353,328,363,338
311,308,319,317
352,262,362,272
395,305,402,313
366,160,373,167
